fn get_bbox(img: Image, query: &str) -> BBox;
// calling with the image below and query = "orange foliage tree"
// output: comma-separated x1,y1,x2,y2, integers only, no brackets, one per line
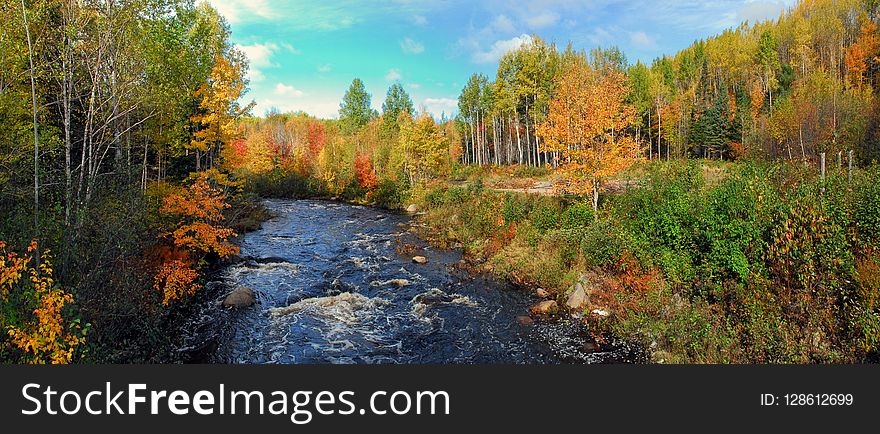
845,18,879,88
354,153,378,194
538,61,641,217
2,241,85,364
155,172,240,305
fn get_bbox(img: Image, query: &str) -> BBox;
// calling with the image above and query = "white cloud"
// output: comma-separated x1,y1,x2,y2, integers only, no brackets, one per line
524,11,559,29
280,42,302,54
239,42,281,82
239,42,279,68
737,1,787,24
422,97,458,117
206,0,277,24
274,83,304,97
491,15,515,33
400,37,425,54
472,34,533,64
630,31,656,49
409,83,421,90
385,68,403,81
317,64,332,73
413,14,428,26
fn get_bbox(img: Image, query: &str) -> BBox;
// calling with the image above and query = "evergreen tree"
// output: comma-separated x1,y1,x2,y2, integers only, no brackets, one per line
339,78,373,134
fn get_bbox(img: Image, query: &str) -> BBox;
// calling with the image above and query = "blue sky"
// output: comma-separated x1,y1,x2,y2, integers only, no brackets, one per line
206,0,797,119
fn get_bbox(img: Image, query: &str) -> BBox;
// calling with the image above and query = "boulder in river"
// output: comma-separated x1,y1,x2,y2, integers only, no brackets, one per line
529,300,558,316
412,256,428,264
535,288,550,298
566,272,598,310
406,204,419,213
223,286,255,308
516,315,534,326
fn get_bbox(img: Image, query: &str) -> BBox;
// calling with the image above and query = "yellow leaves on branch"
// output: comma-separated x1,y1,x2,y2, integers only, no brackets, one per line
190,55,253,153
538,61,641,201
2,241,85,364
155,172,240,305
154,258,200,306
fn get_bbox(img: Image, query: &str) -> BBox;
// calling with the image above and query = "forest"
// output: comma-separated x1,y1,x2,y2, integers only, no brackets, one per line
1,0,880,364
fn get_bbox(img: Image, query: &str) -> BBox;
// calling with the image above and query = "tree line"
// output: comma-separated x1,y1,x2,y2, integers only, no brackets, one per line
456,0,880,167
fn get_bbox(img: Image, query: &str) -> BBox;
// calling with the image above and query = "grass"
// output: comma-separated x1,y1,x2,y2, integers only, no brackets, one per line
410,159,880,364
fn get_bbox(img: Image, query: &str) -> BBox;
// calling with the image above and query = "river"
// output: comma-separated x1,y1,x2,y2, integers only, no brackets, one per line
178,199,642,364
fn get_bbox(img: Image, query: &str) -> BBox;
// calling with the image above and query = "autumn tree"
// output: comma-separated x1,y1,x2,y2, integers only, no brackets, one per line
845,17,879,88
155,172,239,304
538,60,641,218
190,54,253,170
397,114,449,184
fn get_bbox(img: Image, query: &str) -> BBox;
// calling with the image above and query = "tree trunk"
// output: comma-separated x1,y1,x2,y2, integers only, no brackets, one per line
22,0,39,249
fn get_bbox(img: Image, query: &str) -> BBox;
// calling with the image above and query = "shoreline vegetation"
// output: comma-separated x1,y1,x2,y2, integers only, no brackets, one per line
2,0,880,364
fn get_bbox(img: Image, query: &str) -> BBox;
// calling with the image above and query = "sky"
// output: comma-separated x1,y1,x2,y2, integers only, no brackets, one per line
205,0,798,119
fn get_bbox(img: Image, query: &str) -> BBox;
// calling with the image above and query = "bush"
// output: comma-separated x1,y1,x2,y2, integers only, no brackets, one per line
561,201,594,229
531,202,561,233
373,178,407,209
501,193,530,225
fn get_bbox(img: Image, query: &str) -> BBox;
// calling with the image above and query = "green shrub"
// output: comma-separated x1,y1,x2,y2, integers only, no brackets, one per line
531,202,561,233
561,201,594,229
501,193,529,225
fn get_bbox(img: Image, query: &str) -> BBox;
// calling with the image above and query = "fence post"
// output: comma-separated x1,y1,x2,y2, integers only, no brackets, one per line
837,151,842,170
848,150,854,184
820,152,826,180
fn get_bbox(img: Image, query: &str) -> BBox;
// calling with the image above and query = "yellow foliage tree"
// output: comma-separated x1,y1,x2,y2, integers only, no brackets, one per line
190,55,253,170
538,61,641,218
397,113,449,184
3,241,85,364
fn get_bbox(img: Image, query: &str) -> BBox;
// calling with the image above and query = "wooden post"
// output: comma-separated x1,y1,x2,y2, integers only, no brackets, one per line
848,150,854,184
837,151,842,170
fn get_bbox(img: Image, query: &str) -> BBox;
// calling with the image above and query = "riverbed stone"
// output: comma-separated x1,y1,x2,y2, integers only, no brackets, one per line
516,315,534,326
536,288,550,298
406,204,419,213
566,273,596,310
223,286,255,308
530,300,558,316
412,256,428,264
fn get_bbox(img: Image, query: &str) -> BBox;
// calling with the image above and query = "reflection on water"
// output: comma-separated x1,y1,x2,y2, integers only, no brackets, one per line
181,200,642,364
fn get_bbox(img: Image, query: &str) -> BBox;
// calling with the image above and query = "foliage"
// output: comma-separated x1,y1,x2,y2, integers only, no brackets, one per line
538,59,641,214
2,241,85,364
155,172,239,305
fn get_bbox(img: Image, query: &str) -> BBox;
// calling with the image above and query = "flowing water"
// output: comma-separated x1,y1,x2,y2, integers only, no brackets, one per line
179,199,643,364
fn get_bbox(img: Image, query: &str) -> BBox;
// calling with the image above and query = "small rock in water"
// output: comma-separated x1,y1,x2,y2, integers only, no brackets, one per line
591,308,610,317
530,300,558,316
406,204,419,213
536,288,550,298
412,256,428,264
516,315,534,326
223,286,255,308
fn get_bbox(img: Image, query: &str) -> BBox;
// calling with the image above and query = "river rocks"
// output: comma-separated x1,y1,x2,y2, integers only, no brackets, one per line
530,300,558,316
223,286,255,308
566,272,599,310
406,204,419,213
412,256,428,264
591,308,610,318
516,315,534,326
535,288,550,298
